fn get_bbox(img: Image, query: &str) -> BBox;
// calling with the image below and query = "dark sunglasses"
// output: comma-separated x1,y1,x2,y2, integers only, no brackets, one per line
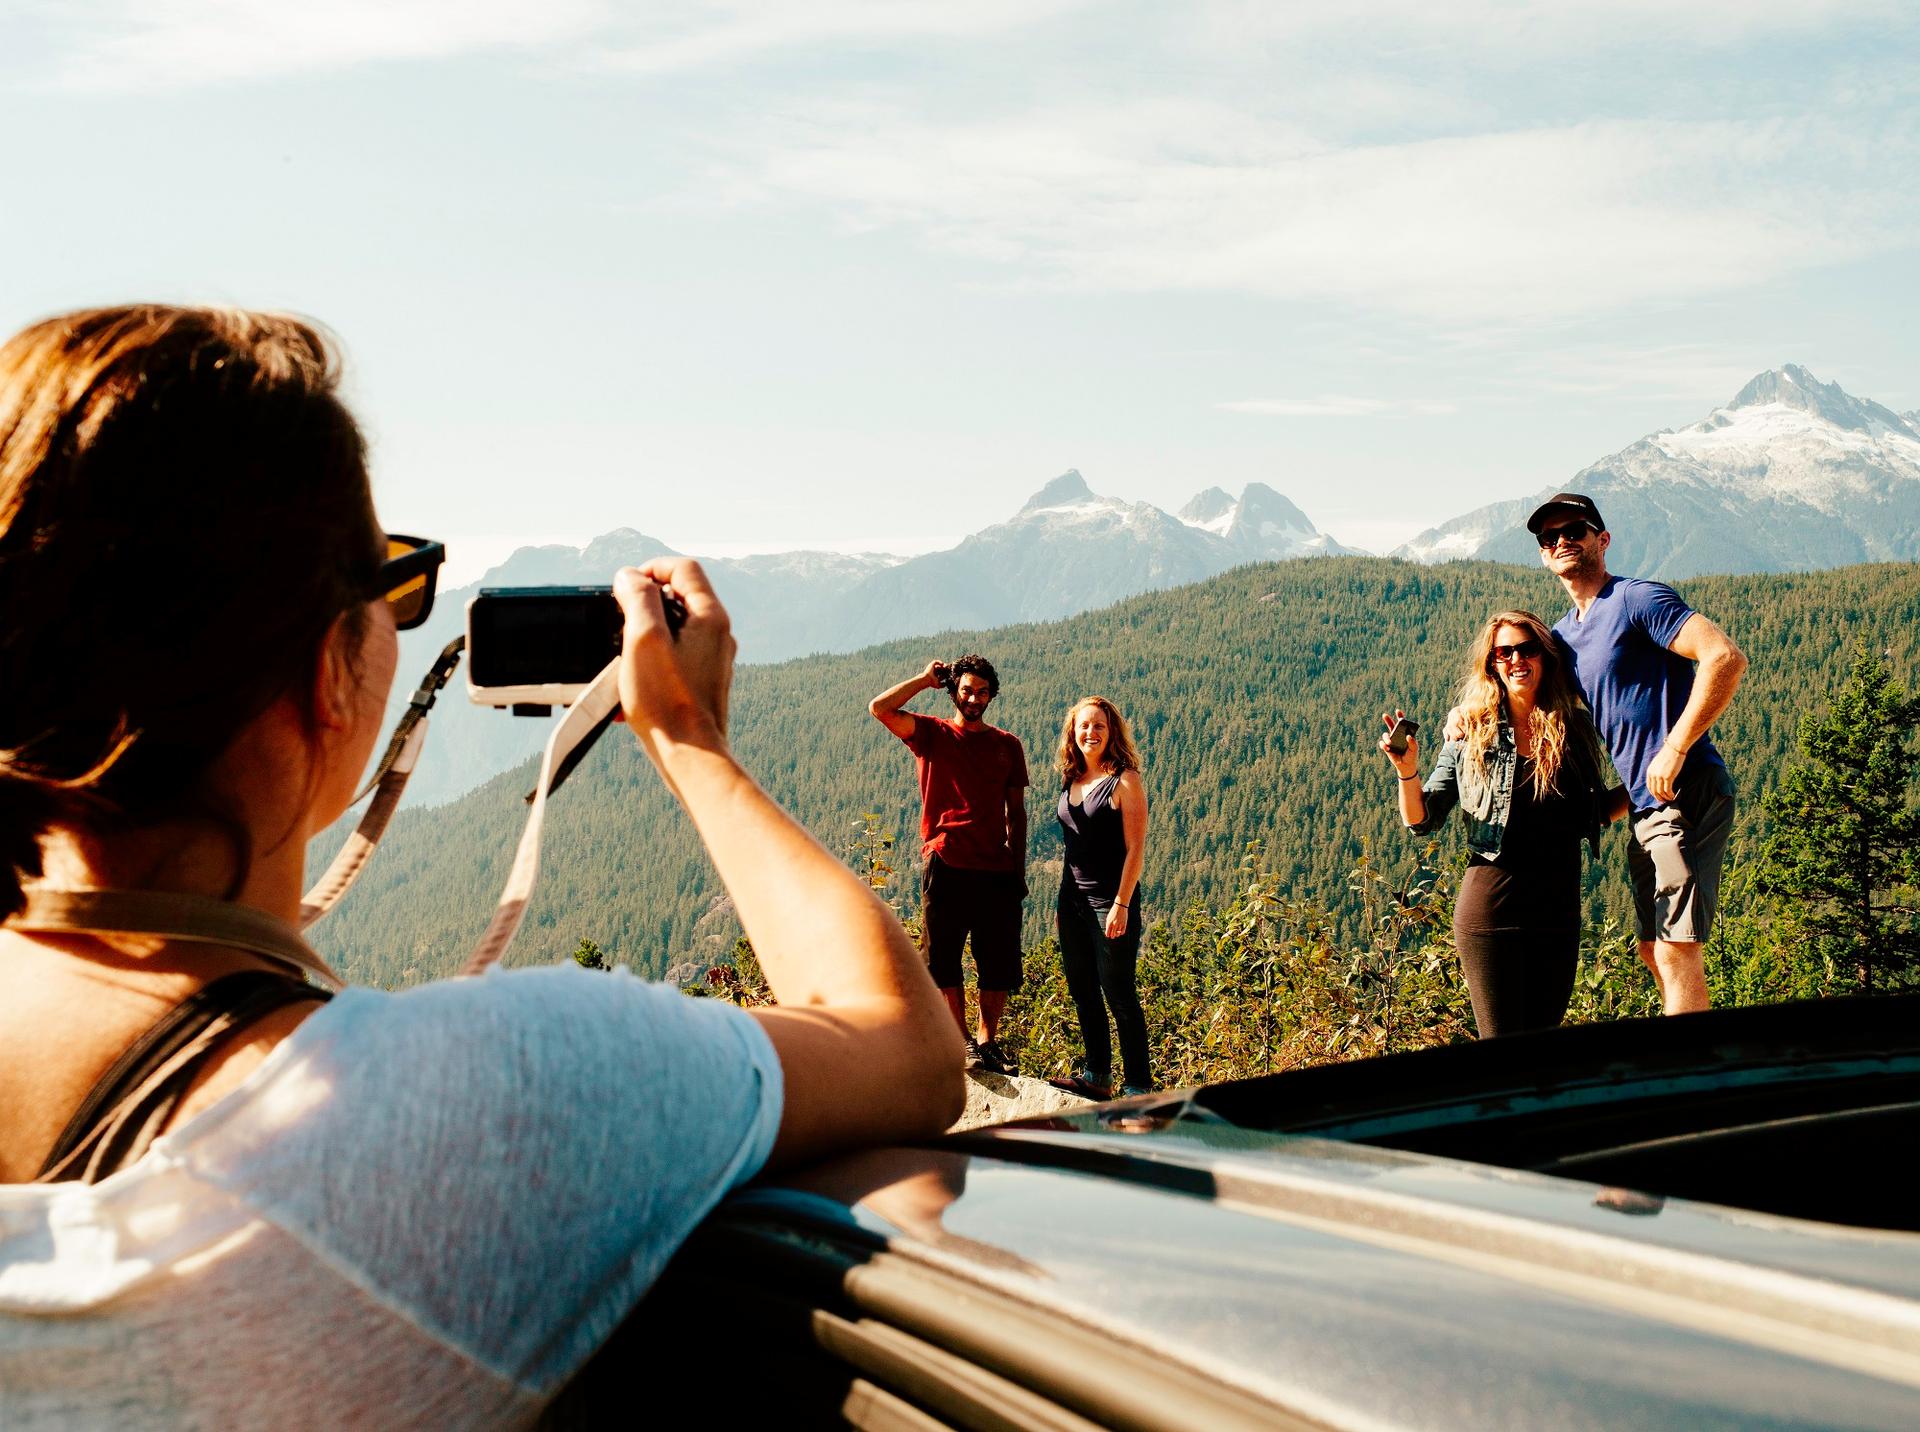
1490,638,1544,666
374,534,445,630
1535,520,1595,548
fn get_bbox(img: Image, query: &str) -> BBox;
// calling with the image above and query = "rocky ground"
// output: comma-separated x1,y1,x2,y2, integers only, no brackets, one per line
951,1070,1093,1132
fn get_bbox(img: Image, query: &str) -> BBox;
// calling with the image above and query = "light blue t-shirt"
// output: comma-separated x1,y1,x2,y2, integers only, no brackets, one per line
1,964,783,1425
1553,575,1725,813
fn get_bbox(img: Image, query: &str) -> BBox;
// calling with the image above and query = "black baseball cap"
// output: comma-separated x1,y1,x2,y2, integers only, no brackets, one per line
1526,492,1606,534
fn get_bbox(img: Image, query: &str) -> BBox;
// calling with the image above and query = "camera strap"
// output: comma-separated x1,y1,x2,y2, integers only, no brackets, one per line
297,637,621,976
299,636,465,928
460,657,623,975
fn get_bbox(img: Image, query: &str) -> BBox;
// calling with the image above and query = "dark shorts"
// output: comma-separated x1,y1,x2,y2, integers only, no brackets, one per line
1629,760,1737,944
921,854,1024,992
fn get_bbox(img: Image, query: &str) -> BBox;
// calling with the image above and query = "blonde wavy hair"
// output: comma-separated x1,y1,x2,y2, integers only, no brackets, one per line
1456,610,1595,800
1055,696,1142,785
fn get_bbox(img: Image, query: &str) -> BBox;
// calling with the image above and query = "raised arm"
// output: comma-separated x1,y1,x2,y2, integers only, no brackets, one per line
1645,612,1747,804
1105,769,1149,939
868,660,946,740
618,563,964,1167
1380,709,1429,828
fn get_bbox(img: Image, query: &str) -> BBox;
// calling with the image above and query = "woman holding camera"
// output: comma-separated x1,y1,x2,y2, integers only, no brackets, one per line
0,306,962,1425
1048,696,1152,1099
1380,611,1625,1038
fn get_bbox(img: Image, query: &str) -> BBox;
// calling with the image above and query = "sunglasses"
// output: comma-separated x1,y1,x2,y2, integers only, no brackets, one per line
1490,639,1544,666
375,534,445,630
1535,520,1595,548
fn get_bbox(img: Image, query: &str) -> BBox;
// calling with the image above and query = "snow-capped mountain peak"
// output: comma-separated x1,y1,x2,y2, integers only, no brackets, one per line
1178,487,1238,533
1177,482,1351,557
1020,469,1099,513
1394,363,1920,577
1724,364,1916,438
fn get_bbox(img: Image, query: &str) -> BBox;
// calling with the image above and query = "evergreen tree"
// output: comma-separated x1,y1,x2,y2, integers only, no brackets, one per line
572,937,610,971
1757,643,1920,992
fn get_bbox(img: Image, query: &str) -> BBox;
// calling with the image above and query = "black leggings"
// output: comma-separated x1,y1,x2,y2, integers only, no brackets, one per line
1454,925,1579,1037
1057,890,1151,1089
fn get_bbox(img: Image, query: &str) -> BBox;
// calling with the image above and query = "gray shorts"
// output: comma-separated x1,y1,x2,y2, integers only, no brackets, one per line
1628,760,1737,944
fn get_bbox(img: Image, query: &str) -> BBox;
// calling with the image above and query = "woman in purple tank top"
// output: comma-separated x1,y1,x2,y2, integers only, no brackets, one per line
1047,697,1152,1100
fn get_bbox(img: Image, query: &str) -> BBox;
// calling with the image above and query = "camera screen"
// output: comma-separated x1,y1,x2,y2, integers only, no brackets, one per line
468,588,621,688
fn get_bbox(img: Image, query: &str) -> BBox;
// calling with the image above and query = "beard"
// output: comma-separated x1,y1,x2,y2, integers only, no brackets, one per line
1556,545,1605,581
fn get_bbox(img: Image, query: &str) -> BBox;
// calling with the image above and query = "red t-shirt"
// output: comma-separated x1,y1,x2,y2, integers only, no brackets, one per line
900,713,1029,871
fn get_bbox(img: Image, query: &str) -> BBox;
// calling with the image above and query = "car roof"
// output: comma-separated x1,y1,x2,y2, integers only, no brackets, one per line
733,1000,1920,1427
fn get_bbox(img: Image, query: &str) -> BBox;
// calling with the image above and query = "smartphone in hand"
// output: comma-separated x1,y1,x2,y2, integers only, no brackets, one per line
1385,715,1419,755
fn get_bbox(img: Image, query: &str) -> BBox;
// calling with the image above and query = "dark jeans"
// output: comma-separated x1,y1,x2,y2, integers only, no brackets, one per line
1057,888,1151,1089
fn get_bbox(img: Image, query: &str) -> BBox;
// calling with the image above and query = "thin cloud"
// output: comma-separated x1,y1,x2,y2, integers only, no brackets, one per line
587,0,1088,76
26,0,1085,91
36,0,608,90
1219,397,1458,418
726,104,1913,323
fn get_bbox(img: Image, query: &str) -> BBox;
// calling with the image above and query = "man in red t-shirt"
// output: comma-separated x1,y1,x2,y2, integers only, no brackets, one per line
869,653,1029,1074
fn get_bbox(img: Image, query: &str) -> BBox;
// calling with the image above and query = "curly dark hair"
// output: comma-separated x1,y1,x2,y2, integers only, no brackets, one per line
945,653,1000,698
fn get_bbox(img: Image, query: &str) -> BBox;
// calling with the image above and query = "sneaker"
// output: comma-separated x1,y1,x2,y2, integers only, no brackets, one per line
1119,1084,1154,1099
975,1039,1017,1076
1047,1071,1113,1100
963,1036,983,1070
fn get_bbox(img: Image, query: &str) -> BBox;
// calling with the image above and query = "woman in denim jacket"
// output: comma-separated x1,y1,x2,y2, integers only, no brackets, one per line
1380,611,1627,1037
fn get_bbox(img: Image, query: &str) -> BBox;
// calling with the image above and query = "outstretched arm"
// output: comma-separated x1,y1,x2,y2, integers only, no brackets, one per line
1645,612,1747,804
869,661,946,740
619,563,964,1167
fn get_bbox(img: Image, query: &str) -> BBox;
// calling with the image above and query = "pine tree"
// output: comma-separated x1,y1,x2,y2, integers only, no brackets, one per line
1757,643,1920,992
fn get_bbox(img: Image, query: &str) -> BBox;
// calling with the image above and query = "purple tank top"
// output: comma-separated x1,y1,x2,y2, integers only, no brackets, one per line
1058,773,1132,904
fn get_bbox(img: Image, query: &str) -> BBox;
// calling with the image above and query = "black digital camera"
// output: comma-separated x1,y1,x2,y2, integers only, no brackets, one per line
466,585,685,713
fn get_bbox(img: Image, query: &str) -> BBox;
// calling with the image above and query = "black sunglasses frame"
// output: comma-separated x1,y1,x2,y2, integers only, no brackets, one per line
375,534,445,631
1535,520,1595,549
1490,639,1545,666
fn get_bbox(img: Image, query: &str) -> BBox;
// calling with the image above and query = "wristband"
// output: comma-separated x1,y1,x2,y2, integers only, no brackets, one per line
1397,773,1420,783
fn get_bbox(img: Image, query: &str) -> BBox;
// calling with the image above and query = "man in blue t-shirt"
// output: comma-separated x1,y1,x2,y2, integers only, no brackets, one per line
1528,493,1747,1014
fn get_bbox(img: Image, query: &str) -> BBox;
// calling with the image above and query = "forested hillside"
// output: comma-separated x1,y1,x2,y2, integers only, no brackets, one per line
307,558,1920,987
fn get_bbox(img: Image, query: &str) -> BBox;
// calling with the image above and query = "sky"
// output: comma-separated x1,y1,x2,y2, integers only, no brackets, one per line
3,0,1916,584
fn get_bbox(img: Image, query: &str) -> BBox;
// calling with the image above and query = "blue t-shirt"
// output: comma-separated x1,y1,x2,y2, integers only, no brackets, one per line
1553,576,1724,813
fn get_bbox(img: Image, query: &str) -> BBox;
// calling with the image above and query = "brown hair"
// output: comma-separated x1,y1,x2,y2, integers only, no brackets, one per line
1454,610,1597,800
0,306,384,918
1055,696,1142,785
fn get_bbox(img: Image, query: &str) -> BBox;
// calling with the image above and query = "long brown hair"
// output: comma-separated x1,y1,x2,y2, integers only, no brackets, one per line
0,306,383,917
1055,696,1142,784
1455,610,1596,799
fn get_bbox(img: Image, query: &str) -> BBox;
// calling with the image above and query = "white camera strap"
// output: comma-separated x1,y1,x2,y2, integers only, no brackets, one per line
299,641,623,977
459,658,622,976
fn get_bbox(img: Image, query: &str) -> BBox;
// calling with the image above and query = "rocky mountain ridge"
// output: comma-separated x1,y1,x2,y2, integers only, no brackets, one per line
1395,365,1920,576
391,472,1345,806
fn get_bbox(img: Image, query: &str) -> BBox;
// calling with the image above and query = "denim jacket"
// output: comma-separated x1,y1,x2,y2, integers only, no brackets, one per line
1406,712,1605,860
